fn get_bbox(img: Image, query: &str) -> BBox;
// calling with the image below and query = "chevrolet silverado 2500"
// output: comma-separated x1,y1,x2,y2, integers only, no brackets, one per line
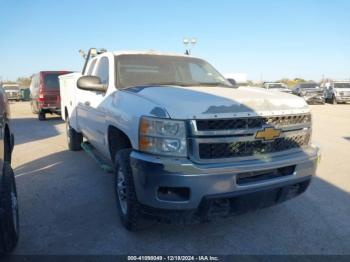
59,49,319,231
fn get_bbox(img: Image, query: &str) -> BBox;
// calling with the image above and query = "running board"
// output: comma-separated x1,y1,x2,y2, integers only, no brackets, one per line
81,142,113,173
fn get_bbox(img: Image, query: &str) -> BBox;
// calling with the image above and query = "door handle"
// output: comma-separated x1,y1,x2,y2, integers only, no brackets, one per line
84,101,90,106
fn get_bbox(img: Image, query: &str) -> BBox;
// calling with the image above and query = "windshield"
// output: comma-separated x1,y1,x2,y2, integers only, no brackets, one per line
268,83,285,89
115,54,231,89
3,86,19,91
300,83,319,89
334,83,350,89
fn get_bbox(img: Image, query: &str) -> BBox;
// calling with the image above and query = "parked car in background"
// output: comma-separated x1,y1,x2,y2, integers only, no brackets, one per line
0,86,18,253
19,87,30,101
60,48,319,231
293,82,325,104
30,71,71,120
262,82,292,94
323,80,350,104
1,84,21,101
225,73,248,87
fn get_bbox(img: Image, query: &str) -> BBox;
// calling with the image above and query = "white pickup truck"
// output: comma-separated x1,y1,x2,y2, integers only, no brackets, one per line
323,80,350,104
60,49,319,231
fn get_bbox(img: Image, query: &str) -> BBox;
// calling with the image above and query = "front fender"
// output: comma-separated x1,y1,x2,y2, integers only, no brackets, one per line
102,90,170,150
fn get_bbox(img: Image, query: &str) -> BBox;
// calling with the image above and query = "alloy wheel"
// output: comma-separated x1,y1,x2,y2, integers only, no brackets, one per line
117,168,128,215
10,181,19,235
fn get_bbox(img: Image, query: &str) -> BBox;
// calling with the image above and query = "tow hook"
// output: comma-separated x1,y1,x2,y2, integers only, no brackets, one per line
208,199,230,217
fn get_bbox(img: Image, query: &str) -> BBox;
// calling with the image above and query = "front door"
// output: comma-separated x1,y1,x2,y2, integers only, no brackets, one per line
82,56,110,152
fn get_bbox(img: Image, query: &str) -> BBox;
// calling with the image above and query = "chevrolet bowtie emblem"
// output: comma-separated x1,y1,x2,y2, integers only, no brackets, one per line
255,127,281,141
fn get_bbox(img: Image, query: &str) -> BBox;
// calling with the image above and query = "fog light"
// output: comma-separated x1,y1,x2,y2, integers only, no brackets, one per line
157,187,190,202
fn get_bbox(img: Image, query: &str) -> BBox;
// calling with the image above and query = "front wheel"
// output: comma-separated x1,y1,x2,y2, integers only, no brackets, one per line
0,162,19,253
114,149,142,231
65,117,82,151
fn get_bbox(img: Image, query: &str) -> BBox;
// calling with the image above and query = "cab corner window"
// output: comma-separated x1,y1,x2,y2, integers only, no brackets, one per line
86,59,97,76
95,57,109,85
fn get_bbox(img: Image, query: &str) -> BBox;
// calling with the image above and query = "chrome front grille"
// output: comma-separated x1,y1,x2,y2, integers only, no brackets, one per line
196,114,311,131
341,91,350,96
189,113,312,162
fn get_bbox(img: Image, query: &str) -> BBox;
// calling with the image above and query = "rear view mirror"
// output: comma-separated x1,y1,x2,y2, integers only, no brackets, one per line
77,76,107,92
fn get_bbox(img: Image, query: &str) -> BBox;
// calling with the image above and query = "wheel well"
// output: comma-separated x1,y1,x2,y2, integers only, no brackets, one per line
108,126,132,162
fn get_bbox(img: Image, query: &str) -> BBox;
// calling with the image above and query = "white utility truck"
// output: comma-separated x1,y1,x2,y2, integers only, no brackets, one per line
60,48,319,231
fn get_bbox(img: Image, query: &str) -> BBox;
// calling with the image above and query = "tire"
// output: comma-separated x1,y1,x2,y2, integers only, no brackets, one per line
0,162,19,253
114,149,141,231
65,117,82,151
332,95,337,105
4,133,12,164
38,111,46,121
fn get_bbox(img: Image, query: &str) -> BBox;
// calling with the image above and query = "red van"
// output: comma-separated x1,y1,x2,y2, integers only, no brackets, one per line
30,71,71,120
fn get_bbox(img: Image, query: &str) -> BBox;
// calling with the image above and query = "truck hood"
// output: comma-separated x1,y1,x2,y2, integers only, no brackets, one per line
128,85,309,119
335,88,350,92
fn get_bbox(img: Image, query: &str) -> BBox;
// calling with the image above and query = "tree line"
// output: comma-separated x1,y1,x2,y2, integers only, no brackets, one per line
0,76,32,88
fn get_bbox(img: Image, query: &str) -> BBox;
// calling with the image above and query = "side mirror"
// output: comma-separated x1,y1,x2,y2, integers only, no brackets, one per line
227,78,237,86
77,76,107,92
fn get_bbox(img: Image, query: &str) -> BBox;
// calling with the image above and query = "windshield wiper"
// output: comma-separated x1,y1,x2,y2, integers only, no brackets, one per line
122,81,232,90
122,82,194,89
195,82,232,87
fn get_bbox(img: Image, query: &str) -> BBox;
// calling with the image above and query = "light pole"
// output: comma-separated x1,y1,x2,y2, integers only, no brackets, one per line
183,37,197,55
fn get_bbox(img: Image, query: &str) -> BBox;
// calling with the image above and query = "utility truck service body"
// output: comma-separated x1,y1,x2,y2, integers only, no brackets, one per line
60,50,319,230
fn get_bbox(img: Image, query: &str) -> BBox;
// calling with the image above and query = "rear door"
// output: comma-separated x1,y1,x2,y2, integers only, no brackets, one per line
42,72,68,109
76,58,97,136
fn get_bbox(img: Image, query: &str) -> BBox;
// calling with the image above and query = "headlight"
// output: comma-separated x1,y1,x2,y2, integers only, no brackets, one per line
139,116,187,157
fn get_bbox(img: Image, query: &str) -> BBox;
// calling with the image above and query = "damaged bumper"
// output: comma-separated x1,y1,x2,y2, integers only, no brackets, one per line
130,145,319,221
303,94,325,104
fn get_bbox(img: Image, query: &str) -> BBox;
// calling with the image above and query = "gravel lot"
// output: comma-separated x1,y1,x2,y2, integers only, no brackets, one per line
10,101,350,255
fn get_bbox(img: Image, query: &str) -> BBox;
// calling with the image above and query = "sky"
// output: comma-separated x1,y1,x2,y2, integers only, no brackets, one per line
0,0,349,82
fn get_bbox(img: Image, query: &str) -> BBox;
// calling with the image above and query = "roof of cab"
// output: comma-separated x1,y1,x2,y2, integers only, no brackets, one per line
111,50,191,58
